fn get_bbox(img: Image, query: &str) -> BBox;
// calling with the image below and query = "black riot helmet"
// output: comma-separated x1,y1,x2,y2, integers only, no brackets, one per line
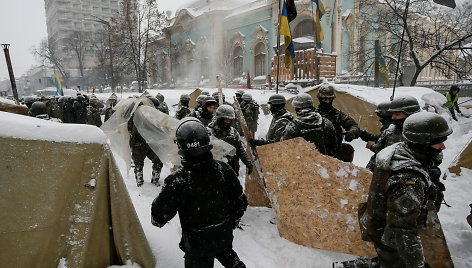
29,101,47,117
403,112,452,145
175,119,213,157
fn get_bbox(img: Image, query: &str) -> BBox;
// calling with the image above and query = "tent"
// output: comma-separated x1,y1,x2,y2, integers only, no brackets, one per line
0,112,155,268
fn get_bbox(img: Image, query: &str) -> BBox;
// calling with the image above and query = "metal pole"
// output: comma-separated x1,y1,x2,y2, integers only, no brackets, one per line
91,15,115,92
2,44,19,105
391,0,410,101
276,0,282,94
312,3,320,84
374,40,380,87
107,24,115,93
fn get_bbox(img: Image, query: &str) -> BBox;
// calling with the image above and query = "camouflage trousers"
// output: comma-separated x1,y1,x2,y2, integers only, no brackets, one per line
131,142,163,186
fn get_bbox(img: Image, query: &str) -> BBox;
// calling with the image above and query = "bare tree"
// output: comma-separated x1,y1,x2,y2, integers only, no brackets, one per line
110,0,166,92
359,0,472,86
32,37,70,87
64,31,89,79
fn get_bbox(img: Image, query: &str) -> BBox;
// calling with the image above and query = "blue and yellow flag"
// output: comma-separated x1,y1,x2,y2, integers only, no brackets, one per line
56,74,63,96
280,0,296,68
313,0,325,43
373,47,390,87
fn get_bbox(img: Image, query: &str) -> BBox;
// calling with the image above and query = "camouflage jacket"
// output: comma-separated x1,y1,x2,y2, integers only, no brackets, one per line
316,106,360,146
87,106,102,127
207,121,251,168
266,109,293,143
372,142,434,268
103,106,115,122
175,105,191,120
187,107,214,127
241,100,259,132
367,124,405,171
281,108,337,156
158,102,169,115
46,99,63,121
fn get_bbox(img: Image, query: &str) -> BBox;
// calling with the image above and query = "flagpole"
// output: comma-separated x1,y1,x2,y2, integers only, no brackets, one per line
276,0,282,94
312,2,320,84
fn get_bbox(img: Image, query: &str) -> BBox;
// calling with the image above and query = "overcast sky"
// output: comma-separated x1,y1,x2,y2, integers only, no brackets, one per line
0,0,193,81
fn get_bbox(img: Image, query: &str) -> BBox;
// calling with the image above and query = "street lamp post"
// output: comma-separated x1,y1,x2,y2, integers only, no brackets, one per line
91,15,115,93
2,44,19,104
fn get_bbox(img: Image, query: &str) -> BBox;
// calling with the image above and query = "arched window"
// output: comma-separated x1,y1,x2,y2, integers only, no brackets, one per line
233,46,243,78
293,19,314,38
254,43,266,77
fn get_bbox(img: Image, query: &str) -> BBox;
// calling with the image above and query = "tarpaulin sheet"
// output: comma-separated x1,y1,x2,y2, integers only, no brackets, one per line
0,126,155,268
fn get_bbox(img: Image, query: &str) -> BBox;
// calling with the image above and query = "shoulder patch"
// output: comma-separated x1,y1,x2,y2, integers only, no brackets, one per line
405,178,416,185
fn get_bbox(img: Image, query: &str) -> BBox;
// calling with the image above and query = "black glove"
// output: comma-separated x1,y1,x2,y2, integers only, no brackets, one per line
249,139,266,146
344,131,357,142
246,163,253,175
457,109,462,114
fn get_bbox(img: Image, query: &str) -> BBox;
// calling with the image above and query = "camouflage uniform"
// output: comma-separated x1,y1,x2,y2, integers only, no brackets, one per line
266,109,293,143
368,142,435,268
104,105,115,122
316,106,360,162
208,119,253,176
175,104,191,120
281,107,337,156
187,107,214,126
87,104,102,127
240,99,259,134
45,99,63,121
366,124,405,171
127,115,163,187
62,97,76,123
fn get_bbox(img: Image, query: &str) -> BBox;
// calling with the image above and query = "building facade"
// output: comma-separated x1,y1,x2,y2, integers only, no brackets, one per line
44,0,120,77
151,0,450,87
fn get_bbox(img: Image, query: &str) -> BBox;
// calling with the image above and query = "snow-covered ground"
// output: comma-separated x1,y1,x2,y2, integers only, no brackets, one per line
96,85,472,268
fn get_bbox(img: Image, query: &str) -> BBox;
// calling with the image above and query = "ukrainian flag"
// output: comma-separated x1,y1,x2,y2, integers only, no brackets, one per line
373,47,390,87
56,74,63,96
313,0,325,43
280,0,296,68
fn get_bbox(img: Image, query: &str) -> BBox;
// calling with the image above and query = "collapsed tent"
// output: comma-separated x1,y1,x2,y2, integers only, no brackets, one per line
0,112,155,268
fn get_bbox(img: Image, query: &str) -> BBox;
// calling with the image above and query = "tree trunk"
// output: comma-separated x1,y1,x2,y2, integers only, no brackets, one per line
409,68,422,86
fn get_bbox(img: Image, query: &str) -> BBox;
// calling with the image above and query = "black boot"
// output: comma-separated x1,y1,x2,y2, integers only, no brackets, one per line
134,164,144,187
151,162,163,186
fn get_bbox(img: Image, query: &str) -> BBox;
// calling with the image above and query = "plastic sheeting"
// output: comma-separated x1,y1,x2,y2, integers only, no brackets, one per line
102,96,235,169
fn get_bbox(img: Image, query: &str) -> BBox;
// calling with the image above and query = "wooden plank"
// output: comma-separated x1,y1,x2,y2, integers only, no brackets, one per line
258,138,376,257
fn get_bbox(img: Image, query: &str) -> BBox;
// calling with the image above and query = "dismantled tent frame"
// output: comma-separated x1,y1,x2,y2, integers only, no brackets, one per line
0,112,156,268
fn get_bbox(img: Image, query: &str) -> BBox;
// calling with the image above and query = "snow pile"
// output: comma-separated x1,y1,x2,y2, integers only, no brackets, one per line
0,111,107,144
0,97,16,105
